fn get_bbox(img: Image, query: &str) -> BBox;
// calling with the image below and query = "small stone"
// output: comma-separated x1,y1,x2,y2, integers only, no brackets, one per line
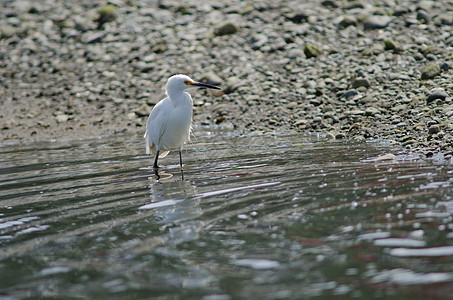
365,107,380,116
151,43,166,54
338,16,357,28
428,125,440,135
248,34,268,50
287,48,304,59
351,78,370,89
313,116,323,123
422,46,440,56
421,63,441,80
214,21,239,36
427,120,438,127
435,13,453,26
2,119,15,130
136,103,151,117
83,32,105,44
341,89,358,99
304,43,322,58
363,15,392,30
383,39,399,51
223,77,240,94
286,12,309,24
140,64,154,73
346,109,366,116
440,62,450,71
335,133,346,139
309,98,322,106
294,119,308,127
416,10,430,23
426,88,448,103
0,25,17,39
393,7,410,16
325,133,335,140
286,102,298,109
321,0,338,8
55,114,69,123
96,5,118,29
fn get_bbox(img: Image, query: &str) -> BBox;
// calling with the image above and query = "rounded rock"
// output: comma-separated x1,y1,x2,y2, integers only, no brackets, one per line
428,125,440,135
304,43,322,58
341,89,359,99
351,78,370,89
363,15,392,30
214,21,240,36
338,16,357,28
426,88,448,103
421,63,441,80
135,103,152,117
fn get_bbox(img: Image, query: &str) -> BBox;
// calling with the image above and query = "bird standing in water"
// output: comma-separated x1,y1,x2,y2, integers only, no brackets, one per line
144,74,221,174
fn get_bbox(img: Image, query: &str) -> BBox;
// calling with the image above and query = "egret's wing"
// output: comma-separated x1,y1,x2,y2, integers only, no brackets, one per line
145,98,171,157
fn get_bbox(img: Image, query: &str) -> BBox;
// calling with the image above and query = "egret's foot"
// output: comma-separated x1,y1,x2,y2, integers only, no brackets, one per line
153,168,160,180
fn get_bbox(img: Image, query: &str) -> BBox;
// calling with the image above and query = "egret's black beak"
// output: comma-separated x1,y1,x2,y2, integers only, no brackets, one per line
192,82,221,90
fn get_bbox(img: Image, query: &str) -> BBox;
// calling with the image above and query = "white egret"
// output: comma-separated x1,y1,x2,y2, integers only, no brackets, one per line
144,74,221,172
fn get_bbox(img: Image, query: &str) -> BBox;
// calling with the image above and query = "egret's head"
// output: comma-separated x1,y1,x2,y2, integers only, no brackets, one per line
166,74,221,94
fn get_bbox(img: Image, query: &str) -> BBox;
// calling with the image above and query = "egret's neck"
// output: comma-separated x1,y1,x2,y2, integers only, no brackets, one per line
167,89,192,107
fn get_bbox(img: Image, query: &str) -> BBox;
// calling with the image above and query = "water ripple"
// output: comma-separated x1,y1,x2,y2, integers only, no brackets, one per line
0,132,452,298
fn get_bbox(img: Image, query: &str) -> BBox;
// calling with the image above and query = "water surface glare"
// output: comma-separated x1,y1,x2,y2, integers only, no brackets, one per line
1,131,453,299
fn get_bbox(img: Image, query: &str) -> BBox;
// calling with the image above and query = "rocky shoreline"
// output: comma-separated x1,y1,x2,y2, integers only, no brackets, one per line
1,0,452,160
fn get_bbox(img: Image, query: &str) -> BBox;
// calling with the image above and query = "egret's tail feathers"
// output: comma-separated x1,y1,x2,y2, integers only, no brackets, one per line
145,142,169,158
160,151,170,158
145,135,151,155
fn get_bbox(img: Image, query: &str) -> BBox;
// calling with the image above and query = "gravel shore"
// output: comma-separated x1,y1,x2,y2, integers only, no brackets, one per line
2,0,452,160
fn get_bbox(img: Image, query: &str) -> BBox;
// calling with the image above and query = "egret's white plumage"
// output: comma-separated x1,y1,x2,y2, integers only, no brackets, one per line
144,74,221,171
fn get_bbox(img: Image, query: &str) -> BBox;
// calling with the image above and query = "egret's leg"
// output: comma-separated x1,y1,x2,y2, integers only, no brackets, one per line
179,150,184,180
153,150,160,169
179,151,183,171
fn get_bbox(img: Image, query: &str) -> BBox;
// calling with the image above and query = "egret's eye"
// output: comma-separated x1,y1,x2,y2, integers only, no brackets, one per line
184,80,192,85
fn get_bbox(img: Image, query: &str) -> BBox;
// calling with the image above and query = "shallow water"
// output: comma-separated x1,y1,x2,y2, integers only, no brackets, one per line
1,129,453,299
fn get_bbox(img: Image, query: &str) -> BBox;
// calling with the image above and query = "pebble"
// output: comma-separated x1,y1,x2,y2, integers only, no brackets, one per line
338,16,357,28
335,133,346,139
304,43,322,58
351,78,370,89
426,88,448,104
363,15,392,29
135,103,151,117
0,25,17,38
214,21,240,36
248,34,268,50
341,90,359,100
55,114,69,123
287,48,304,59
365,107,380,116
286,102,298,109
383,39,399,51
286,12,309,24
83,32,105,44
428,125,440,135
421,62,441,80
223,77,241,94
96,5,118,29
